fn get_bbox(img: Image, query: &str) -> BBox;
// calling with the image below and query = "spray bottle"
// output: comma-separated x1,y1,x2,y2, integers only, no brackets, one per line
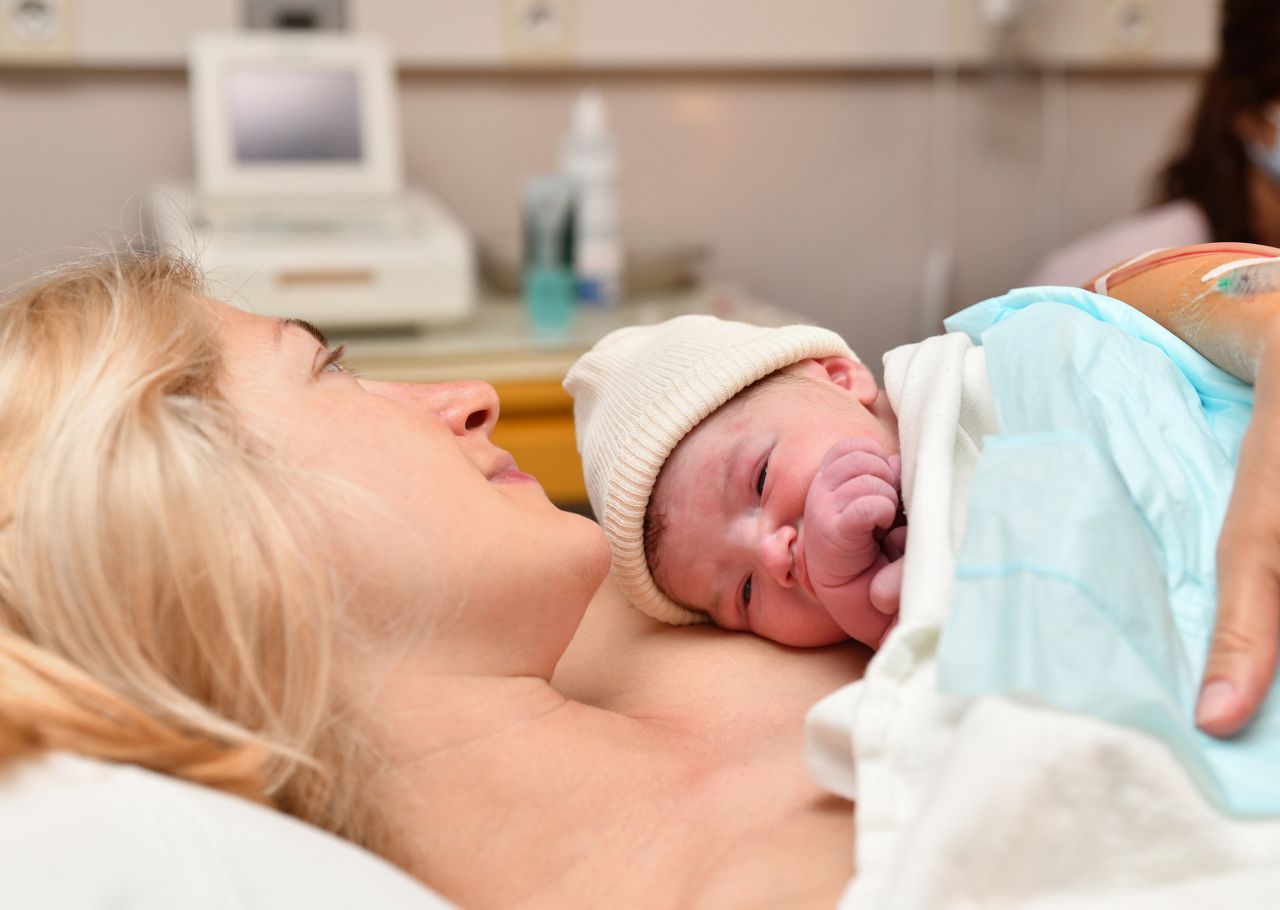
561,90,622,307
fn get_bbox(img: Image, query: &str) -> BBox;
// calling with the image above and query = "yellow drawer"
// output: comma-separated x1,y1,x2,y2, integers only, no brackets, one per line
490,380,586,507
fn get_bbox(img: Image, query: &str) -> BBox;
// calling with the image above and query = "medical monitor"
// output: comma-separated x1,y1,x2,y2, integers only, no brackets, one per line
190,33,401,197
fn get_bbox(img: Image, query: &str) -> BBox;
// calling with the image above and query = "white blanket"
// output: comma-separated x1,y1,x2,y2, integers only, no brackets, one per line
805,332,1280,909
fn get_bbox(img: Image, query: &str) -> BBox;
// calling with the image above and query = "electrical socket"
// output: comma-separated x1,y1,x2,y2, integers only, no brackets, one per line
0,0,73,63
1101,0,1159,59
503,0,575,62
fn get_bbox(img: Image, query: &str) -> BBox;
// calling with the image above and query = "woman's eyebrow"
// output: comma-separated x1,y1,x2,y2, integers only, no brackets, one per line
273,317,329,351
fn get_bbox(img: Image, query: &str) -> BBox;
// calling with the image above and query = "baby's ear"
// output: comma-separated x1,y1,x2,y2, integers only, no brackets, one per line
806,356,879,405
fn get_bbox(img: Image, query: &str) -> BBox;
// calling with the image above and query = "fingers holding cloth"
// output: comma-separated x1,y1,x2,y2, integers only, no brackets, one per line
1201,328,1280,736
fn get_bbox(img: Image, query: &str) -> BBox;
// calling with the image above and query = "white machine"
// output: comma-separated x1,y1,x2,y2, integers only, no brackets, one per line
151,32,474,330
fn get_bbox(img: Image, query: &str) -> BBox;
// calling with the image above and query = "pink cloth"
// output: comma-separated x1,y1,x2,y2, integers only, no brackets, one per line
1027,200,1210,287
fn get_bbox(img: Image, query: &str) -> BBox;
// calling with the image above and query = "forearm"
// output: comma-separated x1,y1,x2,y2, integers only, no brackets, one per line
1162,291,1280,383
1099,251,1280,383
1091,246,1280,736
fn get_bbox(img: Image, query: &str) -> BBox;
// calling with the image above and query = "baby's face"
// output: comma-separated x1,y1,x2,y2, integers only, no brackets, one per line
648,358,901,647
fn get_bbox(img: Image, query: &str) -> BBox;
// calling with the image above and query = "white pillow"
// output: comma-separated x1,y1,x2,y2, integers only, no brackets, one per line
0,752,452,909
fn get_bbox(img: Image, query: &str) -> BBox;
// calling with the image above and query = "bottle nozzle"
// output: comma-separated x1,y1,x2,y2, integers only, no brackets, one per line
571,89,607,139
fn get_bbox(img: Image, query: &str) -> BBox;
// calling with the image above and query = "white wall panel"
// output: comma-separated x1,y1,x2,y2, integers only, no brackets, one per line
0,1,1217,70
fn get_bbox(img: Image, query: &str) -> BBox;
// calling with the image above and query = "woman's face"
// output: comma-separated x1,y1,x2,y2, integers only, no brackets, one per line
211,300,610,678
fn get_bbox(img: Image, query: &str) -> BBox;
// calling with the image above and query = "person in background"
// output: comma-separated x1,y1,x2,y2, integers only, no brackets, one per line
1029,0,1280,285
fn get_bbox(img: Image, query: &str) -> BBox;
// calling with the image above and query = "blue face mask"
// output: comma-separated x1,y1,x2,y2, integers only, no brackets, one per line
1247,111,1280,186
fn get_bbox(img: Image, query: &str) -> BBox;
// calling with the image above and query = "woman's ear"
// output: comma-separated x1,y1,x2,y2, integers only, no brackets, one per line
791,356,879,405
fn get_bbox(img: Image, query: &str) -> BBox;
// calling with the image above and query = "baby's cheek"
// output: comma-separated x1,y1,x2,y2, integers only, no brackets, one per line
761,600,848,647
843,607,896,650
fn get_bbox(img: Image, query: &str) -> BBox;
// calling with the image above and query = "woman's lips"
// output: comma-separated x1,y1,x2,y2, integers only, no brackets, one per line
491,469,539,484
488,453,540,485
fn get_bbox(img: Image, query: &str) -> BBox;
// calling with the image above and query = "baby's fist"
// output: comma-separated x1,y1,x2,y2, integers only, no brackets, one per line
803,438,901,591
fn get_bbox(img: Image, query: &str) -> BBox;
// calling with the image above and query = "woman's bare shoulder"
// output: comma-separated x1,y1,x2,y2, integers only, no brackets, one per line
553,577,869,729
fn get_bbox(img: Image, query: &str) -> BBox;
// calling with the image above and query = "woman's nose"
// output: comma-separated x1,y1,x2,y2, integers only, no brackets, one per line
413,380,501,438
756,523,798,587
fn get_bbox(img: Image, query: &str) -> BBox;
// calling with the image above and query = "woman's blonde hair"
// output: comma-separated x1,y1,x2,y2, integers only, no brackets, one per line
0,254,392,858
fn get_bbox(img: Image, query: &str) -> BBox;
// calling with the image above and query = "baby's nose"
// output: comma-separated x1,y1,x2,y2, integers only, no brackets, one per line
758,524,799,587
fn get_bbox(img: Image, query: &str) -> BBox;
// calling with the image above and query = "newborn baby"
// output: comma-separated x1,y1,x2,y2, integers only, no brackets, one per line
565,315,906,649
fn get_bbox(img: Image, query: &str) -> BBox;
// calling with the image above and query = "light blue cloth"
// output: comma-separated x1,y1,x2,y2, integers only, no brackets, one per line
937,285,1280,816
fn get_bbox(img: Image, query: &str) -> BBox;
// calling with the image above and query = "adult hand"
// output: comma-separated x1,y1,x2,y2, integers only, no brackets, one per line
1198,339,1280,736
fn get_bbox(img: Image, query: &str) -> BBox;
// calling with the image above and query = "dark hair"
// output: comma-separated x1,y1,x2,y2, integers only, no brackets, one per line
1155,0,1280,241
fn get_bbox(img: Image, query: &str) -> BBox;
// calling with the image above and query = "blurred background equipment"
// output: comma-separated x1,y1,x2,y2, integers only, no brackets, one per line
521,173,577,337
149,30,475,331
0,0,1223,368
559,89,622,308
0,0,1230,505
244,0,346,31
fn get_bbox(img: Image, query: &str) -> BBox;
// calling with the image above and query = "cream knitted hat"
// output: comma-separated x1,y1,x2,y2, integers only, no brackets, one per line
563,314,857,625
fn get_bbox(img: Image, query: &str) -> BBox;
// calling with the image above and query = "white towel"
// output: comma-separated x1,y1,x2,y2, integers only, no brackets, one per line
805,332,1280,909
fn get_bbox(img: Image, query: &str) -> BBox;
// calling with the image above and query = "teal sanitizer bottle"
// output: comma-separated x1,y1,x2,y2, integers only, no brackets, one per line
522,175,577,338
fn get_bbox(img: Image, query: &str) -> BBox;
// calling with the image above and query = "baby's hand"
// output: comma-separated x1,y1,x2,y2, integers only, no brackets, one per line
870,525,907,616
803,439,906,641
804,438,900,588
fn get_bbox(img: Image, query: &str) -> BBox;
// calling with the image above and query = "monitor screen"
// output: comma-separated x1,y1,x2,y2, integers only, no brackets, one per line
227,67,363,163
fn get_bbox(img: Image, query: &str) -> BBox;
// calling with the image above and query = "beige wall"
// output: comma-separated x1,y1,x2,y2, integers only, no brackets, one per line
0,66,1199,369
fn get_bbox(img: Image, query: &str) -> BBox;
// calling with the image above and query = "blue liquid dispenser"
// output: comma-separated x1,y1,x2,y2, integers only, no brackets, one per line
522,175,577,337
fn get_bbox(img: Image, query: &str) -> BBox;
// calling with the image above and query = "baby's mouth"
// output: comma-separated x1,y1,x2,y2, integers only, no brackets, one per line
792,535,817,599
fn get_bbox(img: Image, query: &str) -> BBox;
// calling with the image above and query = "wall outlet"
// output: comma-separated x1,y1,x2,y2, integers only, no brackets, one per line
1101,0,1159,59
0,0,73,62
504,0,575,62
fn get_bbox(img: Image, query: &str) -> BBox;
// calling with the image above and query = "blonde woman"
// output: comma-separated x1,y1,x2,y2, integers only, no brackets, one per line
0,255,862,908
0,255,445,906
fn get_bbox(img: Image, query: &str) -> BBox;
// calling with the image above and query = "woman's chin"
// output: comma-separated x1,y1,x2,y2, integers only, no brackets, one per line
573,512,613,585
549,509,613,596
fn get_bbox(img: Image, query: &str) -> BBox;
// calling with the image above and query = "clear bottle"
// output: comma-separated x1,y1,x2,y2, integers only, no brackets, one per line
561,90,623,308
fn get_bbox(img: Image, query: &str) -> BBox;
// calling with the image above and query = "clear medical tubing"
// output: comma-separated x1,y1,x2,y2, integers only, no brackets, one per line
1209,259,1280,297
1091,242,1280,295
